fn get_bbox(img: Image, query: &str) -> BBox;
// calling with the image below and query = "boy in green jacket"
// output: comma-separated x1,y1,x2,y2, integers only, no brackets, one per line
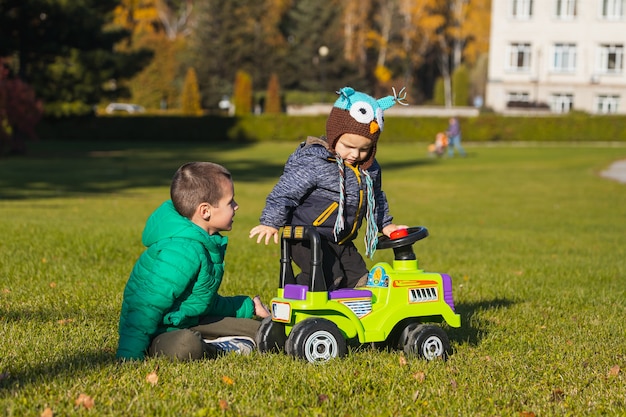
116,162,269,361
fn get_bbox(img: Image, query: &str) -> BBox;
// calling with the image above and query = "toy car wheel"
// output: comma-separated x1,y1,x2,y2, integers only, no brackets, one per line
285,318,347,363
403,324,451,361
256,316,287,353
394,321,421,350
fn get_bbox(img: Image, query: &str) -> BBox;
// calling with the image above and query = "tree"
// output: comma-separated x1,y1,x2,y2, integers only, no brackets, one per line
190,0,290,109
0,0,152,116
232,70,253,116
265,73,282,114
181,67,202,115
0,59,43,155
113,0,189,109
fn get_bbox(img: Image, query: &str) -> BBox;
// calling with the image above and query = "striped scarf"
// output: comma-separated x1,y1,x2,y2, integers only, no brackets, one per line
333,156,378,258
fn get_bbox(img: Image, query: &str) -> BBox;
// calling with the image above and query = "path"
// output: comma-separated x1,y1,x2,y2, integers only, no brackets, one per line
601,160,626,184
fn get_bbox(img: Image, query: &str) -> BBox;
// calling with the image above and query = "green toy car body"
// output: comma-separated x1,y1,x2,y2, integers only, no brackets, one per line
256,225,461,363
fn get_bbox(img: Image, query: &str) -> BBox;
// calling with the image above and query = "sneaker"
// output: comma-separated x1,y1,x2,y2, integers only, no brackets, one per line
203,336,256,355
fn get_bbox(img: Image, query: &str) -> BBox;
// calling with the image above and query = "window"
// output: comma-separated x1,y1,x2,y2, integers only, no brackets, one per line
601,0,625,19
598,44,624,73
555,0,577,18
512,0,533,18
552,43,577,72
550,93,574,113
507,43,532,71
596,95,620,113
507,92,530,102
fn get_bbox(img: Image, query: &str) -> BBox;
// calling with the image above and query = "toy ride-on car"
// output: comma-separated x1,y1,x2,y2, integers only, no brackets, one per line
255,225,461,363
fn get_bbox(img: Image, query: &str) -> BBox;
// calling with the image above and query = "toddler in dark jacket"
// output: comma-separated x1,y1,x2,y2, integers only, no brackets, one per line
250,87,408,290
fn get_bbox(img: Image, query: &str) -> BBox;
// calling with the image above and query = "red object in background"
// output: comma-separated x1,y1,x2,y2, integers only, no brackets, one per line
390,229,409,240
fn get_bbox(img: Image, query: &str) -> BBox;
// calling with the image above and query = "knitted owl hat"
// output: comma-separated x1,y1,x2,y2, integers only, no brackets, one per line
326,86,407,169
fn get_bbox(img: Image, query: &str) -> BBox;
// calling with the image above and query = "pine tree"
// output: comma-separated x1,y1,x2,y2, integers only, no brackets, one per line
452,64,470,106
265,73,282,114
233,70,253,116
181,67,202,115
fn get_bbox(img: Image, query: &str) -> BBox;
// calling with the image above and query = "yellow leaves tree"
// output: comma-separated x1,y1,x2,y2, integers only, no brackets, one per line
461,0,491,66
265,73,282,114
181,67,202,115
233,70,253,116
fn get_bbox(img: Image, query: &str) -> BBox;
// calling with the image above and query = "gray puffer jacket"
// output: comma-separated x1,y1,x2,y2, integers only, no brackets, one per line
260,136,393,243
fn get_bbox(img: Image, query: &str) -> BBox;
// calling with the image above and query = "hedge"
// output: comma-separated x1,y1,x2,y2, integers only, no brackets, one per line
36,113,626,143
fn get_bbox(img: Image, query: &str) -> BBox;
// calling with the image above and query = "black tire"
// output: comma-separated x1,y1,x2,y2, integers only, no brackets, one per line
285,318,347,363
393,321,421,350
403,324,452,361
256,316,287,353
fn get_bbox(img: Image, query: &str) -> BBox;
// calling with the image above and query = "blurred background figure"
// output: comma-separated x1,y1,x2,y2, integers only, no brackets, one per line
446,117,466,157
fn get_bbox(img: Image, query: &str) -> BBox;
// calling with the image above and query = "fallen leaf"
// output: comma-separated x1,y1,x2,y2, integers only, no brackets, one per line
57,318,74,325
450,379,458,389
318,394,329,403
412,390,420,402
75,393,95,409
221,375,234,385
608,365,620,377
218,399,229,410
2,288,10,294
551,389,565,402
49,282,57,288
40,407,54,417
412,371,425,382
398,355,408,367
519,412,535,417
146,371,158,386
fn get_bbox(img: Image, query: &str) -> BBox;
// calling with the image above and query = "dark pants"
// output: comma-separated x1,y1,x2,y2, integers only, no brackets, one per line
148,316,261,361
290,239,368,290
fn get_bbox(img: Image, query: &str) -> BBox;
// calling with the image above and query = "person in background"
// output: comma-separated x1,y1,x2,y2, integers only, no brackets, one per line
446,117,466,157
117,162,269,361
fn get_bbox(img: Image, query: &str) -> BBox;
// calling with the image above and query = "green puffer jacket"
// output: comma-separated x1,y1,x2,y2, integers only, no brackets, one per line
116,200,254,360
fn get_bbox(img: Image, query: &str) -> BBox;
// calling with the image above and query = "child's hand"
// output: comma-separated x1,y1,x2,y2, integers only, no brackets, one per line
382,224,409,237
249,225,279,244
253,295,270,318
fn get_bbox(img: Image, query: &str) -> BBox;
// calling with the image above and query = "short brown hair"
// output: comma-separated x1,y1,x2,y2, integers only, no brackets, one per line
170,162,232,218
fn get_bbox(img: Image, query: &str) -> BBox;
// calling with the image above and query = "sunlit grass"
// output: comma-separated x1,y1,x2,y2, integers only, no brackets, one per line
1,141,625,416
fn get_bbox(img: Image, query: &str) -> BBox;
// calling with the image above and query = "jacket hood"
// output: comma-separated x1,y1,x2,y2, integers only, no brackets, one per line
141,200,227,249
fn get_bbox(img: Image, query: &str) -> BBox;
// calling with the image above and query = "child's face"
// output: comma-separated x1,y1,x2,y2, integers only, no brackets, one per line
207,179,239,234
335,133,373,166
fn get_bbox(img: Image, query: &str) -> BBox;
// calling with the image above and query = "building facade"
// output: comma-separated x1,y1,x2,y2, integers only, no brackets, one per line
486,0,626,114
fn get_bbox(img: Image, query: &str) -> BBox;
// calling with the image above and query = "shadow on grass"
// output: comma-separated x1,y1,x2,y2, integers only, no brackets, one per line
0,349,116,392
0,141,288,200
0,140,437,201
448,297,517,347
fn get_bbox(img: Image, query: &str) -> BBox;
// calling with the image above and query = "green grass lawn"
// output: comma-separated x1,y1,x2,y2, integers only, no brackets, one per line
1,140,625,416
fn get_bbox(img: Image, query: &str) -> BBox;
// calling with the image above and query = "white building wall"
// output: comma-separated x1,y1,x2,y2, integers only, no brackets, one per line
486,0,626,114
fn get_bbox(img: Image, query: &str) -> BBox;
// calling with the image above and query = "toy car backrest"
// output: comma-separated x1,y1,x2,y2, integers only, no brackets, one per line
280,225,326,292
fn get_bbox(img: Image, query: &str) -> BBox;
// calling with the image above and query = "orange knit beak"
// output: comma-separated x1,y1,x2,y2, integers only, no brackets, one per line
370,121,379,134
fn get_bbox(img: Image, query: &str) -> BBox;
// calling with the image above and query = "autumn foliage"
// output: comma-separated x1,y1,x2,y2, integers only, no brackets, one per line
181,67,202,116
265,73,282,114
0,61,43,155
233,70,253,116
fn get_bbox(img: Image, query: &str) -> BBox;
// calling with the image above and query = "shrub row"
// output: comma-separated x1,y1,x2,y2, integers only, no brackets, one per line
36,113,626,143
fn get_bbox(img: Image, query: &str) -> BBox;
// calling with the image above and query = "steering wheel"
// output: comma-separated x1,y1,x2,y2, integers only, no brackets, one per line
377,226,428,250
376,227,428,260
